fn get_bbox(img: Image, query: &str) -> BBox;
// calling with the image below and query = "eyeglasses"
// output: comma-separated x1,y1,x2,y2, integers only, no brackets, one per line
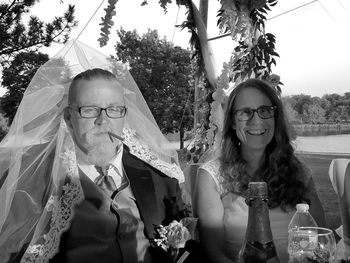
70,106,127,119
233,105,276,121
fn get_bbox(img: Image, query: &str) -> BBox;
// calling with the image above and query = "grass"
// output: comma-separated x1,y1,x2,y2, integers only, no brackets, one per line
297,153,350,230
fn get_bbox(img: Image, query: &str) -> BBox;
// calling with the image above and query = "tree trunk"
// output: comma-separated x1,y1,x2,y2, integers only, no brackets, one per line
179,126,185,149
193,0,209,130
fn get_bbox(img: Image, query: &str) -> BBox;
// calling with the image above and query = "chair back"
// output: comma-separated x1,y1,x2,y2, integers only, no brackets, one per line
329,158,350,258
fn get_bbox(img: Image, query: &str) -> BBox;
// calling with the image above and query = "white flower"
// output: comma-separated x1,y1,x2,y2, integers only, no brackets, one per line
151,217,198,251
166,221,191,249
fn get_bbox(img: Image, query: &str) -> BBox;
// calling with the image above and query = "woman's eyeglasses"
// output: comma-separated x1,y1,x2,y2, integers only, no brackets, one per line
70,106,127,119
233,105,276,121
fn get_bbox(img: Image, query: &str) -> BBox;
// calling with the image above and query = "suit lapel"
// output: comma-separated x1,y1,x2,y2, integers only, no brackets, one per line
122,150,159,239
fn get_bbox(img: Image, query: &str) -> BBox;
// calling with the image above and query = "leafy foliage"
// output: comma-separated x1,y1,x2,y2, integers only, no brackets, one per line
98,0,117,47
115,28,194,147
283,93,350,124
220,0,281,89
176,0,208,79
99,0,281,88
0,113,9,141
0,52,71,125
0,0,77,67
99,0,188,47
232,33,279,80
0,51,49,123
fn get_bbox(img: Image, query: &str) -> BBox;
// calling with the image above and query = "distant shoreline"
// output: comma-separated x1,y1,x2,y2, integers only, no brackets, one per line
296,151,350,158
294,123,350,129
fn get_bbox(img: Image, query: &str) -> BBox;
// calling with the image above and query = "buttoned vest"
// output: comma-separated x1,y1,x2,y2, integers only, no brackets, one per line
50,168,151,263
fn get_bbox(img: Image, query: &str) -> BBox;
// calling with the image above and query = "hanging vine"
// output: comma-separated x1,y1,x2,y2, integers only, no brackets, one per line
99,0,281,89
217,0,282,90
98,0,187,47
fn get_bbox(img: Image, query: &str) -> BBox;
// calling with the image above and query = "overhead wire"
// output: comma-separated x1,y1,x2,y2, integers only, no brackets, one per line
64,0,106,56
75,0,106,41
172,5,180,43
316,0,336,22
268,0,317,20
336,0,347,12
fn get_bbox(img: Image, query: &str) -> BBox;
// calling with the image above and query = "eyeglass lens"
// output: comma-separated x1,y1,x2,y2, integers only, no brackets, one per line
79,106,126,119
235,106,275,121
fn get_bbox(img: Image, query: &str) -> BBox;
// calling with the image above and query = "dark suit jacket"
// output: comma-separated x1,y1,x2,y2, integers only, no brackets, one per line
121,150,207,263
50,148,188,263
123,149,187,237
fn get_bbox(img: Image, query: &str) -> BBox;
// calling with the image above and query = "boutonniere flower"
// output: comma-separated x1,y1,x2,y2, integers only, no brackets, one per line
151,217,198,263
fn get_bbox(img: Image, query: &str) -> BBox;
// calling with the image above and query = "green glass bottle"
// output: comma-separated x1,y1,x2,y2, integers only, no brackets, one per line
239,182,280,263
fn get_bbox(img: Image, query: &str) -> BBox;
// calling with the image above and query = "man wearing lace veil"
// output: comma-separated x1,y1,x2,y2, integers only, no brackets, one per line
0,40,189,263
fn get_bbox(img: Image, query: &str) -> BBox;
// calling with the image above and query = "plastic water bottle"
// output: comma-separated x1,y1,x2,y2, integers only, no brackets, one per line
287,204,318,262
288,203,317,232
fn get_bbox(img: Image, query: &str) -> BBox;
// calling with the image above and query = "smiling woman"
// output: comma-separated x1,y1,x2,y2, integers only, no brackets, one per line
231,87,275,156
192,78,328,263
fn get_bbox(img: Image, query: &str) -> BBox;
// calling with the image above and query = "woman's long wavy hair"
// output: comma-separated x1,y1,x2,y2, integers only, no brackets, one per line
220,79,309,210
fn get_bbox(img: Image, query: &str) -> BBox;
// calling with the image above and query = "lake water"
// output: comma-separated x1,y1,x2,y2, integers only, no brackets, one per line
166,129,350,155
294,127,350,137
293,134,350,155
166,134,350,155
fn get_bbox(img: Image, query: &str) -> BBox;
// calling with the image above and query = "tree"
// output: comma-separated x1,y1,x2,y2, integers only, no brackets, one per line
0,0,77,67
291,94,313,115
339,105,350,122
0,113,8,141
303,104,326,124
0,51,49,123
282,96,300,124
115,28,194,148
322,93,342,122
0,51,71,124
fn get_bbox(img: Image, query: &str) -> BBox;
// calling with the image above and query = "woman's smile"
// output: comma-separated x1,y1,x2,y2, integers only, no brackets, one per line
246,129,268,136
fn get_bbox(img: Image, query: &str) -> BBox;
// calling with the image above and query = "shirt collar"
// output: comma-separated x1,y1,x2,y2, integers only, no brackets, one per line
75,144,123,175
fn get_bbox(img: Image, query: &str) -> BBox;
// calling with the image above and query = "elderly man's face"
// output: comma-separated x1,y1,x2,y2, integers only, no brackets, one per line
65,78,125,160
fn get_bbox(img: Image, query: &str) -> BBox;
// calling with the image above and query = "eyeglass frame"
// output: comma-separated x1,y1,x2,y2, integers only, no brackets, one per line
233,105,277,121
69,105,128,119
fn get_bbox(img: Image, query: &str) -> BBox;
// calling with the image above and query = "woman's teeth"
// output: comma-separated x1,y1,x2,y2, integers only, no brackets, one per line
247,129,266,135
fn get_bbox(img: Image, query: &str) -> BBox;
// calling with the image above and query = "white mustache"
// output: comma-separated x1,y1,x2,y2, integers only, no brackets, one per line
86,128,124,143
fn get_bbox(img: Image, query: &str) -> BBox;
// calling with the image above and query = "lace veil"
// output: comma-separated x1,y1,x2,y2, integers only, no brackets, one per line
0,40,183,262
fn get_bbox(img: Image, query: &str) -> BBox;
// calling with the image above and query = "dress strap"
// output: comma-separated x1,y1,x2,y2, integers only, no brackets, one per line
199,159,224,195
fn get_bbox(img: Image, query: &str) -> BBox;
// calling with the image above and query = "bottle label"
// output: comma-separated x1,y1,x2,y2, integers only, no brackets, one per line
288,229,318,255
241,241,279,263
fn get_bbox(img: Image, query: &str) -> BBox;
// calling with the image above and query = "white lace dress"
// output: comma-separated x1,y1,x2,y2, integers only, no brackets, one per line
199,159,295,262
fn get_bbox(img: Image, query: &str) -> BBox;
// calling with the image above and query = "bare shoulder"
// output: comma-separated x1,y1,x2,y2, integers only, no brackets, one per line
198,159,223,194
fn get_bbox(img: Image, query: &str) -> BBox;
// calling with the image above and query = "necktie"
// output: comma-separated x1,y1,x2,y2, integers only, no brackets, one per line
94,165,117,197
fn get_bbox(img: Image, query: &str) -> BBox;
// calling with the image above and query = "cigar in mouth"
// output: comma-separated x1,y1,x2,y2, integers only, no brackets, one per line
108,132,124,142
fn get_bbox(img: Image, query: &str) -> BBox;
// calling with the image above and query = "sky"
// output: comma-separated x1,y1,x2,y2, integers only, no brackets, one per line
4,0,350,97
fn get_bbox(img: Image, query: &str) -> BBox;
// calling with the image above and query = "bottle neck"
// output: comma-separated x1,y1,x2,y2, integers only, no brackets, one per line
245,197,274,244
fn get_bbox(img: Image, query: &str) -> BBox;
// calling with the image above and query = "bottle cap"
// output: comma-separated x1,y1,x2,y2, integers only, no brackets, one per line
247,182,267,198
296,203,309,211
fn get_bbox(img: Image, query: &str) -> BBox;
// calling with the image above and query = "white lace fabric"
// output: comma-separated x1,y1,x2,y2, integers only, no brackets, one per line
0,40,183,263
22,144,84,263
199,159,224,195
123,128,184,183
